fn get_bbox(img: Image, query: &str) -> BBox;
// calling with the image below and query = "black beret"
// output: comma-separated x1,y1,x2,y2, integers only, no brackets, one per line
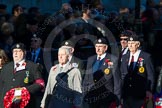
95,38,108,45
128,34,139,41
61,40,74,48
11,43,26,51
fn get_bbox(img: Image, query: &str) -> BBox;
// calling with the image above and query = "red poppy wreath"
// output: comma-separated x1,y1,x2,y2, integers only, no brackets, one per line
3,87,30,108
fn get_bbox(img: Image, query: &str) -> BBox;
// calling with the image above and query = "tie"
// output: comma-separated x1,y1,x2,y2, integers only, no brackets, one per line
129,55,134,71
13,63,20,73
98,57,101,60
93,57,101,73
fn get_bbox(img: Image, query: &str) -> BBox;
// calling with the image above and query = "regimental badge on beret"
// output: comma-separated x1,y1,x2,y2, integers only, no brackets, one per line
72,63,78,68
98,39,102,43
130,37,133,41
65,42,69,45
33,34,37,38
16,44,20,48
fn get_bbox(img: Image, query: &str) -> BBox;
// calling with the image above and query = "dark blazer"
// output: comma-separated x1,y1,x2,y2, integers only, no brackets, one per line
26,49,48,83
26,48,44,65
0,60,44,108
120,51,155,99
83,53,121,104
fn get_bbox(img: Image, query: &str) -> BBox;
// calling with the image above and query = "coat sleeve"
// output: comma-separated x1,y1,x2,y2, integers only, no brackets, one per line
40,67,53,107
145,54,155,92
112,56,121,100
0,66,6,108
72,68,82,107
25,64,45,94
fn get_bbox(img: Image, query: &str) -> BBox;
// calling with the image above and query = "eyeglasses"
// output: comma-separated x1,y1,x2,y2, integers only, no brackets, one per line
120,38,128,41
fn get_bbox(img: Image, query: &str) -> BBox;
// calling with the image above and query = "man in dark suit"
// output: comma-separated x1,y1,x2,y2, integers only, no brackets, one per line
119,30,134,57
27,35,43,64
26,36,46,77
120,34,155,108
118,30,133,68
26,36,47,108
83,38,121,108
0,43,45,108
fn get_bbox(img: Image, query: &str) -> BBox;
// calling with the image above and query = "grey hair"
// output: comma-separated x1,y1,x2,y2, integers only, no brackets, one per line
58,47,71,55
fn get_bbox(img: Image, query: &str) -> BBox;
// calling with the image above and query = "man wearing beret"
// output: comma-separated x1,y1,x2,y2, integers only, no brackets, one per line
0,43,45,108
61,40,85,78
83,38,121,108
120,34,154,108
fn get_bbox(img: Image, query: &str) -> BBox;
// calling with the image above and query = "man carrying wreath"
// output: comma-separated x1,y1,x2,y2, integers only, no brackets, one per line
120,34,155,108
0,43,45,108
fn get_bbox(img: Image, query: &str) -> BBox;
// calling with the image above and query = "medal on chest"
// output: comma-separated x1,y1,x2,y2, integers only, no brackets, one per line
104,59,113,75
24,71,29,83
138,58,145,73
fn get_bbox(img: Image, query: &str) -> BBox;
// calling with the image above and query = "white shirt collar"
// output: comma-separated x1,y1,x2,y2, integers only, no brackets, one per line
14,59,25,68
14,59,26,71
59,62,68,68
97,53,106,60
129,50,141,64
122,47,129,55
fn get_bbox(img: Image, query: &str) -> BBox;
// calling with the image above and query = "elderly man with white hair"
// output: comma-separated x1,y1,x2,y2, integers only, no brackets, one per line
41,47,82,108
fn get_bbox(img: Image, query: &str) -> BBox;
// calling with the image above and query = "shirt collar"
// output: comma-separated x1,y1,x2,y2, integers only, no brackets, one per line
97,53,106,60
14,59,25,68
129,50,141,63
59,62,68,68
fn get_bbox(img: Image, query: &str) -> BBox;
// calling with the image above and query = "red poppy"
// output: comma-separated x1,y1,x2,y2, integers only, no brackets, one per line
22,62,26,66
139,58,144,62
105,59,110,63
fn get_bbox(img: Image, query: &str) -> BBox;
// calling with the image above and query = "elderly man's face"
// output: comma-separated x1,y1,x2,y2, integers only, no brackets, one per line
128,41,140,54
13,49,25,63
120,36,128,48
58,49,69,65
95,44,107,56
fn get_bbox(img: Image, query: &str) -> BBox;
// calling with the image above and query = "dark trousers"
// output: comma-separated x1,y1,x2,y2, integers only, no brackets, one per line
123,96,144,108
86,93,118,108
